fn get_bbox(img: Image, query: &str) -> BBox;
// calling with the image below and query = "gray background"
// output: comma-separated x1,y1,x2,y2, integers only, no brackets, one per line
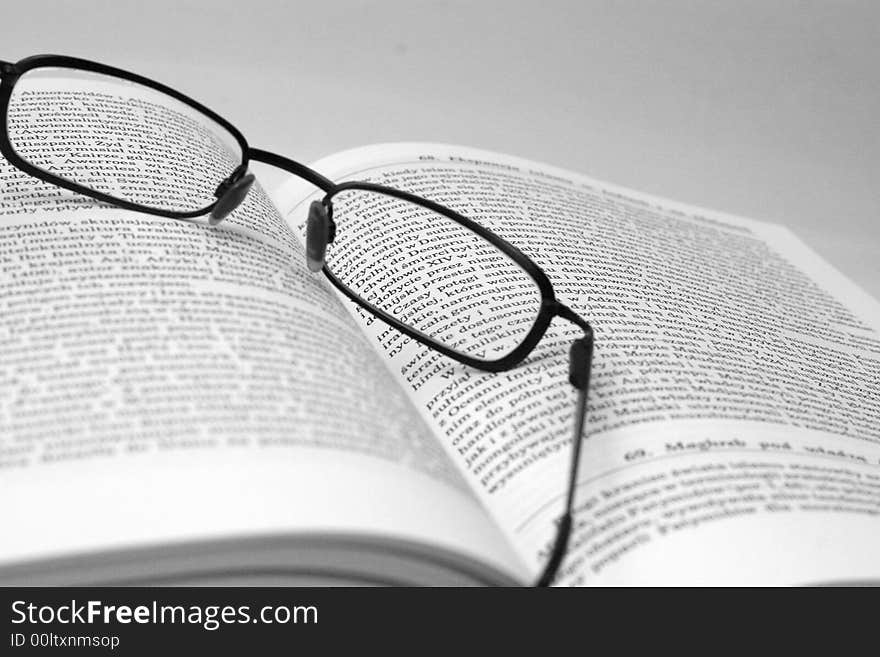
4,0,878,298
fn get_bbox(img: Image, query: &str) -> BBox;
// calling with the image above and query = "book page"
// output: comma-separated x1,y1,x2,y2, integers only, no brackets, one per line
275,142,880,585
0,82,525,583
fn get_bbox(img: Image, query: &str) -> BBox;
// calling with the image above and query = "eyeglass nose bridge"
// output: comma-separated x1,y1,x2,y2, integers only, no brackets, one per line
210,166,255,225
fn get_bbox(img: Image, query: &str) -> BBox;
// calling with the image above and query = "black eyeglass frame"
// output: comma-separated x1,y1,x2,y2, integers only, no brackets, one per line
0,53,594,587
321,181,568,372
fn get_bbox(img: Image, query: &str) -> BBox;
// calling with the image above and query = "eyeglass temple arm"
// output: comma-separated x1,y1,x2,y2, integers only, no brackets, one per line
534,306,594,587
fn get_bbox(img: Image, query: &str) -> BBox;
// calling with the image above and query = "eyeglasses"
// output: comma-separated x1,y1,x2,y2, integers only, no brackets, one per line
0,54,594,586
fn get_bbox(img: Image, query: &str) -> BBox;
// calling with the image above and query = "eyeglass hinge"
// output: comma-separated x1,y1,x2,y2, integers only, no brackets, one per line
0,61,17,76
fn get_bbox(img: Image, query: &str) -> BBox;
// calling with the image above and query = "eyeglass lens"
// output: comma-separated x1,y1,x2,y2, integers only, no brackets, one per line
6,66,242,213
324,187,543,362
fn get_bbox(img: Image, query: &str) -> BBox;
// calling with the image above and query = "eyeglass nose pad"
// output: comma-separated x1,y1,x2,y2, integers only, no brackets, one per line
306,200,334,272
209,172,255,225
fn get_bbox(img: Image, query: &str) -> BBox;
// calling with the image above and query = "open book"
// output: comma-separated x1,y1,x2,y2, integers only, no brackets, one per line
1,91,879,586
